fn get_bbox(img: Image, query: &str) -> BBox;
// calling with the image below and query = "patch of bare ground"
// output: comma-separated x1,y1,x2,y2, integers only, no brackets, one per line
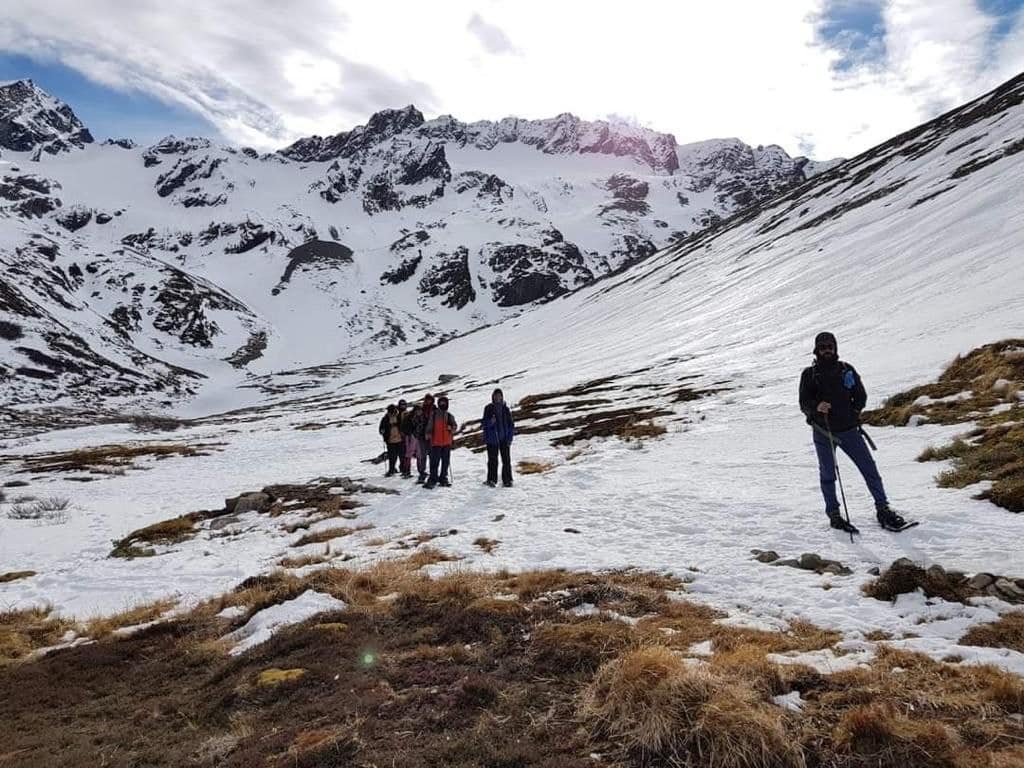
6,441,225,476
455,372,727,452
862,339,1024,512
110,477,380,557
473,537,500,554
1,559,1022,767
0,570,36,583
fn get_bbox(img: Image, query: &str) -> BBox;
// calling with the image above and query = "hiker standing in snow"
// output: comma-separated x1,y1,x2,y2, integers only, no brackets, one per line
401,402,422,480
799,332,905,533
396,399,412,478
424,395,457,489
415,394,435,484
482,388,515,488
378,404,404,477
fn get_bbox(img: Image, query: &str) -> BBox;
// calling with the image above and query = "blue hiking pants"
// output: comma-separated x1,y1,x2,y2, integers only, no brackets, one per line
812,427,888,516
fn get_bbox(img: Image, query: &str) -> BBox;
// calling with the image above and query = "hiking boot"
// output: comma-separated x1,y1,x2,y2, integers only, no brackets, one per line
438,479,451,487
401,472,412,478
829,516,859,534
876,504,905,529
424,481,436,489
502,481,513,488
484,480,496,488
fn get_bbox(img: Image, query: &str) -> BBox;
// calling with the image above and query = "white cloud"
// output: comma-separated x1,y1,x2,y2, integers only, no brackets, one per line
467,13,520,56
0,0,1021,157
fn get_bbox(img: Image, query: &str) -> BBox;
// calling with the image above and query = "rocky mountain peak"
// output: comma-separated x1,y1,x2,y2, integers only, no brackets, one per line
0,78,94,156
279,104,425,163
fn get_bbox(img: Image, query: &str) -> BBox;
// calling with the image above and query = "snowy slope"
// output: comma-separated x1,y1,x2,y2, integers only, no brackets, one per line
0,80,827,420
1,73,1023,674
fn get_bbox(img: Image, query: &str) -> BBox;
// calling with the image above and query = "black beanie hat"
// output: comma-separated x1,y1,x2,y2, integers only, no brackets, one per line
814,332,837,353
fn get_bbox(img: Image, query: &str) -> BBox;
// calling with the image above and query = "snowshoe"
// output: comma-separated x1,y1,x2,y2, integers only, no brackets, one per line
877,506,917,532
828,515,859,534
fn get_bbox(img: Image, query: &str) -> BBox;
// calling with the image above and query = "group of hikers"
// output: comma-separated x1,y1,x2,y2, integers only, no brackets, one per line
374,333,908,534
378,388,515,490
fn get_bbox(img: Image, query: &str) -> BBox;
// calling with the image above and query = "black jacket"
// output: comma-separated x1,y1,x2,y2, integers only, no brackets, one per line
799,360,867,433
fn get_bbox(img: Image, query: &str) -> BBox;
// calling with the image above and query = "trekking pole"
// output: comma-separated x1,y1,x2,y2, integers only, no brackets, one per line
449,452,455,484
825,414,854,543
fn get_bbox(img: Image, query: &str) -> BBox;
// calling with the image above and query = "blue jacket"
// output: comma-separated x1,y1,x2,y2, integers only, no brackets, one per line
482,402,515,445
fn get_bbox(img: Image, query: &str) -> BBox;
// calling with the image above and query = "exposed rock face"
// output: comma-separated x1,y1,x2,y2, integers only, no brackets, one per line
486,232,593,307
280,105,426,163
274,240,354,294
0,80,93,155
419,247,476,309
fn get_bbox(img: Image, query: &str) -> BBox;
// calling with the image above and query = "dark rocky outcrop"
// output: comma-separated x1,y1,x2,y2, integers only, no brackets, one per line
418,247,476,309
381,255,422,285
280,106,426,163
273,240,354,294
0,80,93,154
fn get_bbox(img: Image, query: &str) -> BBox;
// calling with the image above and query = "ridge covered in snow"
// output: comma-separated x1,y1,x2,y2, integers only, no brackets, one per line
0,80,831,421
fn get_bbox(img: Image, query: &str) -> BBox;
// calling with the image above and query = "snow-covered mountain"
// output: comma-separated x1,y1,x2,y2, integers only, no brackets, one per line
0,79,830,415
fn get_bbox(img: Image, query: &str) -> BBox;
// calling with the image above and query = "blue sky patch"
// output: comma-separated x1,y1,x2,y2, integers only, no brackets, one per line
977,0,1024,44
0,53,216,144
814,0,887,73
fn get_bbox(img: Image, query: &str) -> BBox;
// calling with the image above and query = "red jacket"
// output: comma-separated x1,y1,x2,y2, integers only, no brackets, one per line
426,410,457,447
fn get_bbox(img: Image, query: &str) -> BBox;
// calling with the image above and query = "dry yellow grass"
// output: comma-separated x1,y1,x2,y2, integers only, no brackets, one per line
256,668,305,686
292,524,374,547
84,597,179,639
517,460,555,475
960,612,1024,654
862,339,1024,512
580,645,803,767
110,514,199,558
17,441,221,475
4,557,1024,767
833,703,962,768
278,552,333,569
0,605,77,665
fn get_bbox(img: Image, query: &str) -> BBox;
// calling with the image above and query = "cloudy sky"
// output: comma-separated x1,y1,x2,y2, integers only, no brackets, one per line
1,1,1022,158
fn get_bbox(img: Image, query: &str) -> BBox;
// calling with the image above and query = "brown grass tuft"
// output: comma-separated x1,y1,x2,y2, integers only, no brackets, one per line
580,645,803,767
0,570,36,583
960,612,1024,654
16,441,221,475
863,339,1024,512
517,459,555,474
0,605,78,664
110,514,199,557
280,726,361,768
292,524,374,547
531,619,635,673
278,552,333,569
834,703,961,768
84,597,178,639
